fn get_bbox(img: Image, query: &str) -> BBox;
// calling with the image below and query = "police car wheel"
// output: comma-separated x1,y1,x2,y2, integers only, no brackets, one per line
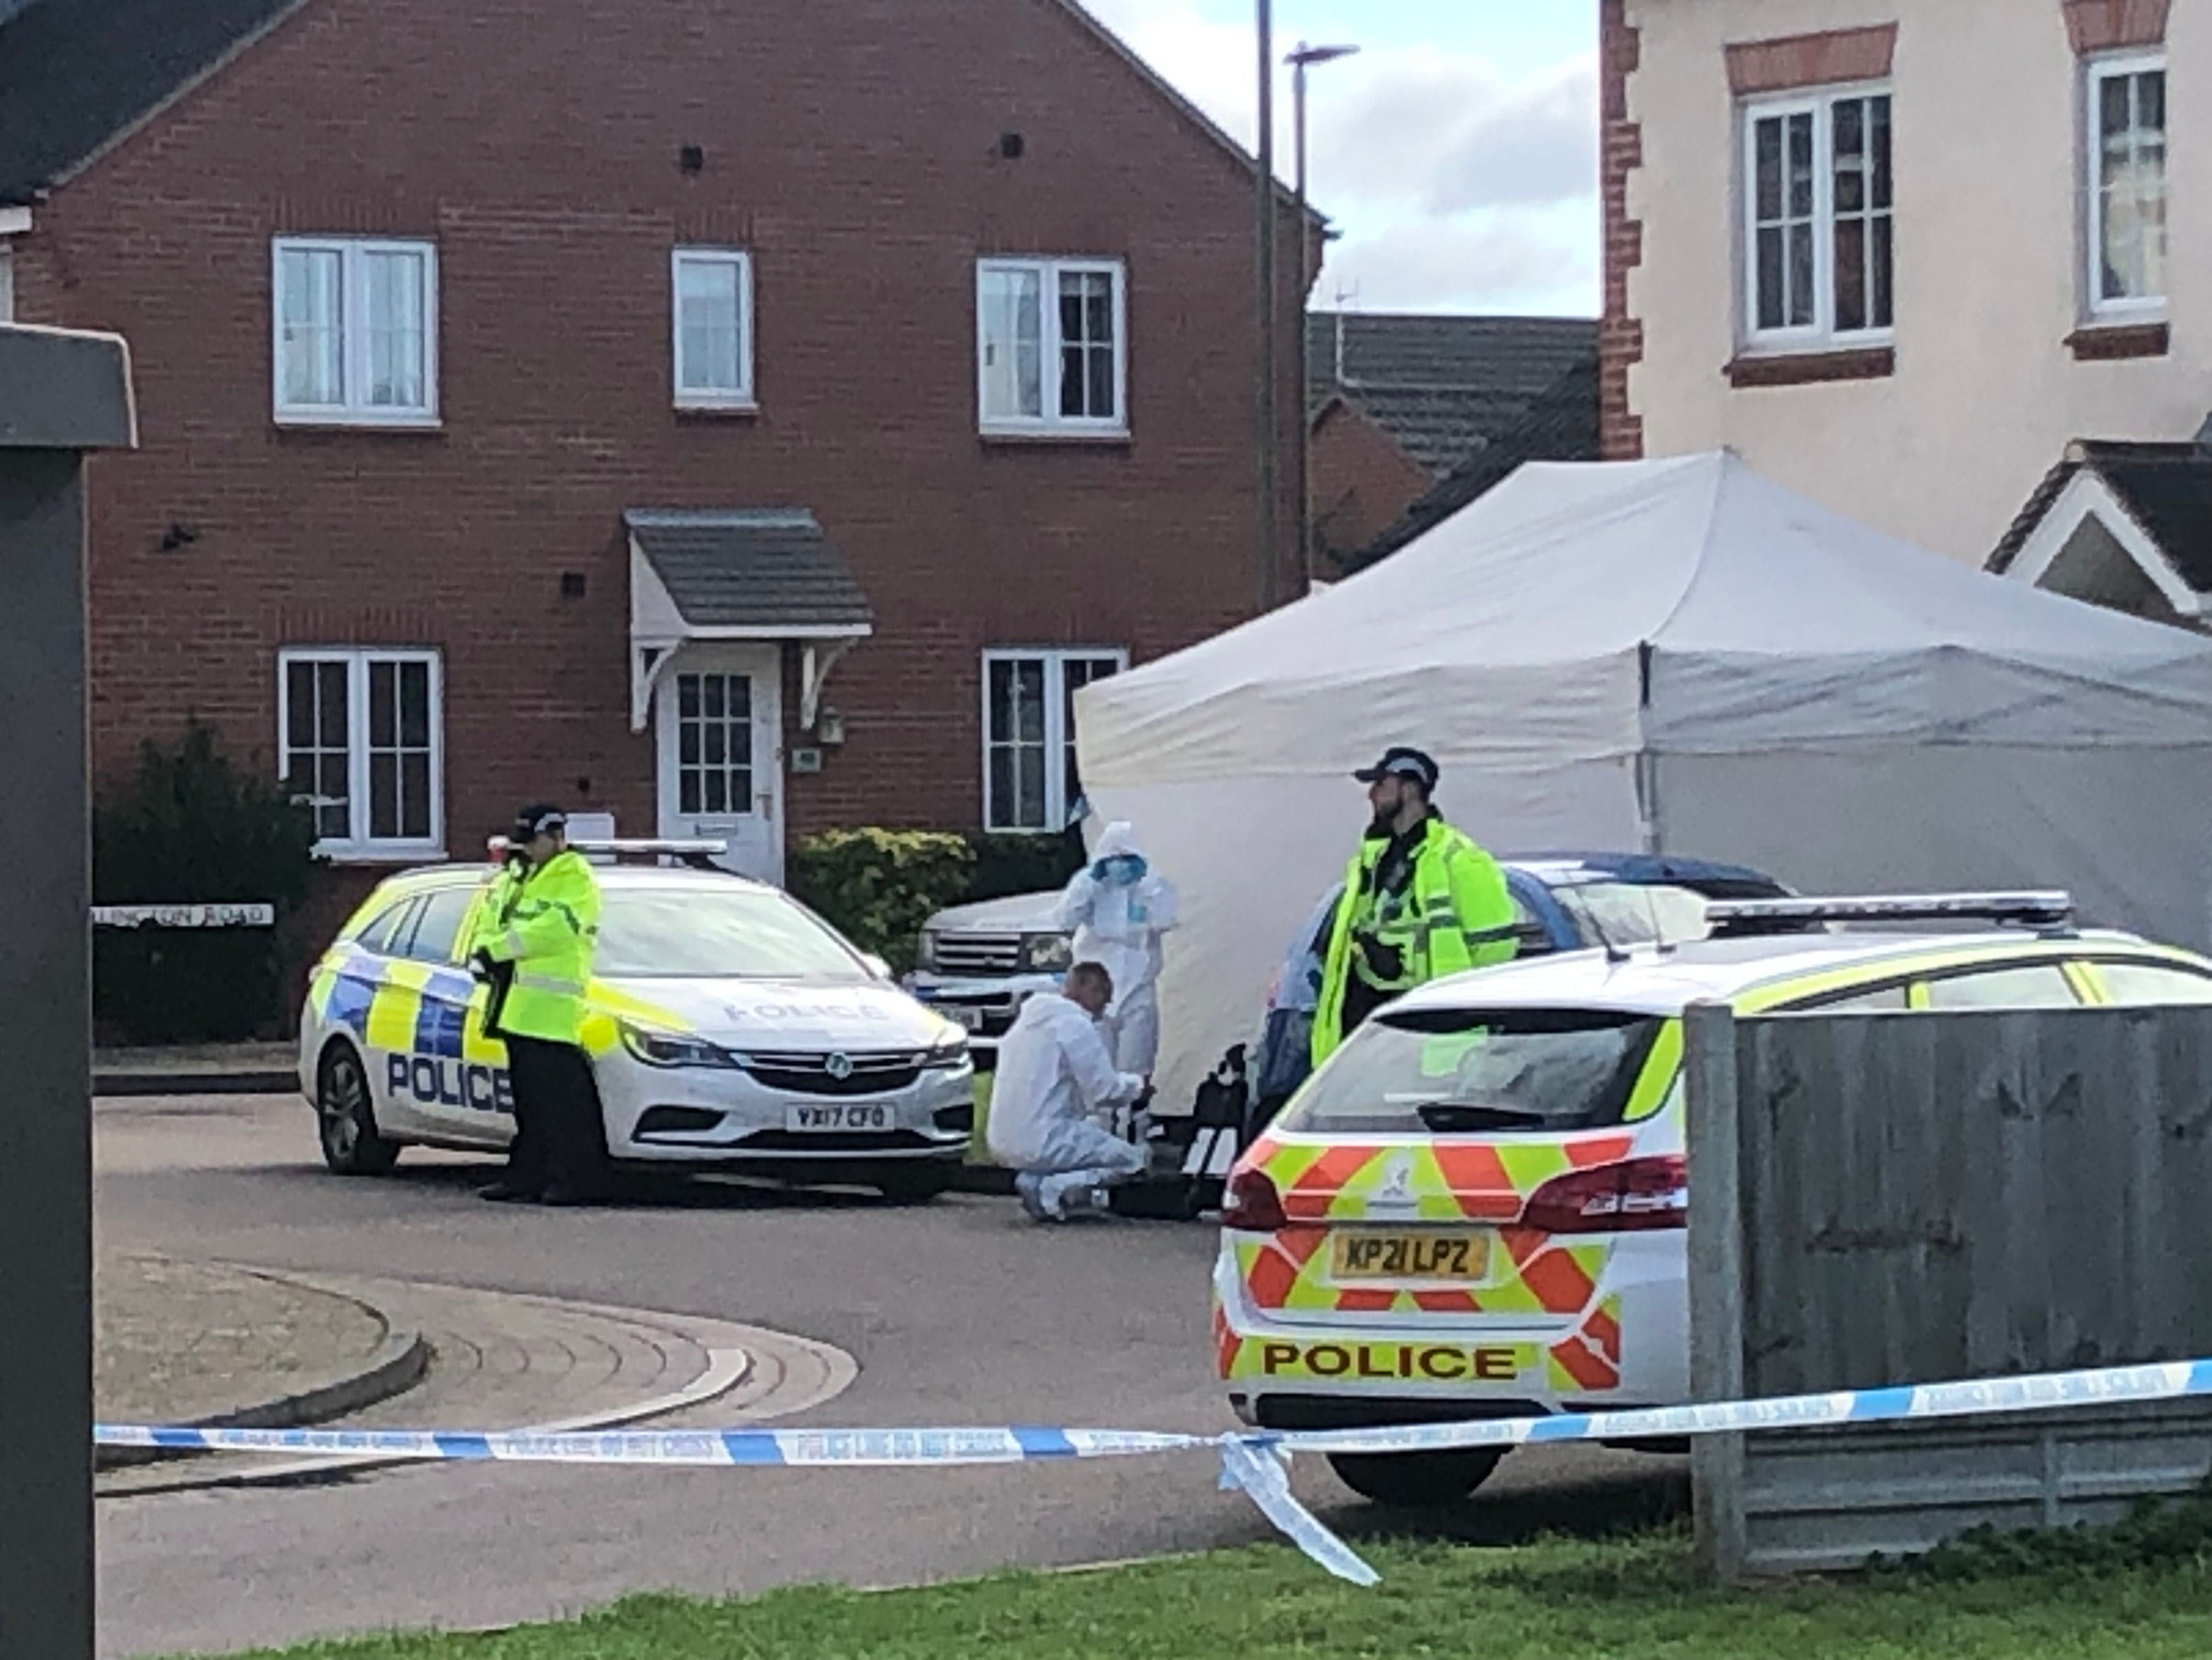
1326,1448,1502,1508
318,1043,400,1177
872,1165,954,1205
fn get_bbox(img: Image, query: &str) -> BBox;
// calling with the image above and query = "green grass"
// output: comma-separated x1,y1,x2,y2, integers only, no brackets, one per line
187,1527,2212,1659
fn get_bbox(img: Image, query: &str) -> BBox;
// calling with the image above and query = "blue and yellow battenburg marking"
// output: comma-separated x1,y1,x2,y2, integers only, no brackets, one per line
309,938,691,1117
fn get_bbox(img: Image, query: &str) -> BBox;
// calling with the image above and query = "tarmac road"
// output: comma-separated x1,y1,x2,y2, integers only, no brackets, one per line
94,1091,1685,1658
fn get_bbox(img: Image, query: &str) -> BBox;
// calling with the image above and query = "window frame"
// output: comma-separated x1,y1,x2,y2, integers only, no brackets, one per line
2084,49,2169,320
670,246,757,411
979,646,1129,834
1737,82,1895,354
974,256,1130,438
276,646,446,862
270,236,440,427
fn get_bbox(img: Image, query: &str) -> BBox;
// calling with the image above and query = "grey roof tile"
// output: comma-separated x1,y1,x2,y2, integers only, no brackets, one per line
1306,310,1597,476
1988,438,2212,594
626,509,874,631
0,0,308,202
1339,354,1601,574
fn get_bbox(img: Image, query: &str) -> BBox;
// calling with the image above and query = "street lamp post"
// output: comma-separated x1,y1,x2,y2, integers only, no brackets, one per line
1287,40,1359,586
1255,0,1279,610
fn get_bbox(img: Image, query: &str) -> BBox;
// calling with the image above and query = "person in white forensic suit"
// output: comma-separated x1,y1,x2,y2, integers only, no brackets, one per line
1054,821,1177,1077
985,961,1153,1222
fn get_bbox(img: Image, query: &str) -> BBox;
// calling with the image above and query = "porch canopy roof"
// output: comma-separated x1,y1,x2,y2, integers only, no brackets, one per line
626,508,873,730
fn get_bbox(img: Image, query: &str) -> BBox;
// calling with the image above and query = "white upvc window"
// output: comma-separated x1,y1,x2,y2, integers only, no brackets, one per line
1740,87,1893,349
0,241,14,323
2087,52,2168,316
279,649,444,859
981,648,1127,833
271,237,438,424
672,247,755,408
976,257,1128,435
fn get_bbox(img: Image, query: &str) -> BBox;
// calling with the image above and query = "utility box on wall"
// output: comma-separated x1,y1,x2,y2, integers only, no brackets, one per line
1686,1000,2212,1582
0,322,138,1660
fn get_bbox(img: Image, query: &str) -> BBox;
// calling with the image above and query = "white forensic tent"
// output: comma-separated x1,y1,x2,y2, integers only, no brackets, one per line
1074,452,2212,1111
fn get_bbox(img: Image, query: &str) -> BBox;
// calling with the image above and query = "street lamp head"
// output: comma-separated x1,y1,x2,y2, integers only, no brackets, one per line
1287,41,1360,68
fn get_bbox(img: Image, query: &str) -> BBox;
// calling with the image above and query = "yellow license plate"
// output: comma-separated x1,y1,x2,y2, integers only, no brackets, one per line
1330,1231,1489,1282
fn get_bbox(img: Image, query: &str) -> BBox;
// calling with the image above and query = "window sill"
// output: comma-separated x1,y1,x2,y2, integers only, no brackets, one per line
275,412,445,434
675,398,760,419
316,845,450,868
1725,345,1895,388
2067,321,2170,361
979,426,1133,447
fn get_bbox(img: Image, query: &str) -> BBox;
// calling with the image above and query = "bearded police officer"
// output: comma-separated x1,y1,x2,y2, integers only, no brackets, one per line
471,804,605,1205
1311,747,1518,1067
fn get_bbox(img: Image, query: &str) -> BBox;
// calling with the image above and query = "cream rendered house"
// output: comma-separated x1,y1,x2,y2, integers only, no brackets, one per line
1602,0,2211,626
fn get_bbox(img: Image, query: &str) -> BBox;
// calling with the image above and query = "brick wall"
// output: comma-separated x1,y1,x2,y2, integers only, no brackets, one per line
1309,401,1435,567
20,0,1308,863
1600,0,1645,462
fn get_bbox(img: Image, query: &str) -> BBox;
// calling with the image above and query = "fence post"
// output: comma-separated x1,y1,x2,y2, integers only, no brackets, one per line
1685,997,1748,1584
0,324,136,1660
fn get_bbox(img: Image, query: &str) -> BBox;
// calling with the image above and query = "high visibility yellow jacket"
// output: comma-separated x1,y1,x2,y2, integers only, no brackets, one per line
471,850,602,1045
1311,816,1517,1066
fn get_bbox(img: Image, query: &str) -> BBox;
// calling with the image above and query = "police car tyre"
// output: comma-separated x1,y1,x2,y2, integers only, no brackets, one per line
317,1042,400,1176
1325,1448,1502,1508
872,1164,955,1204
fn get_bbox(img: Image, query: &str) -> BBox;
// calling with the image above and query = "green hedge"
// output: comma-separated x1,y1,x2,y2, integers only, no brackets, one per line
789,828,1091,974
93,723,319,1043
966,831,1086,903
787,828,976,975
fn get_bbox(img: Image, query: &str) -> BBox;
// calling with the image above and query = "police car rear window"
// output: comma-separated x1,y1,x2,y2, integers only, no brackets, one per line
1279,1008,1666,1138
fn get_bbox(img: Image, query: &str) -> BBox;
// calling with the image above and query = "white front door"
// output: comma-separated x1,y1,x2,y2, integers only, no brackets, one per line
655,644,784,883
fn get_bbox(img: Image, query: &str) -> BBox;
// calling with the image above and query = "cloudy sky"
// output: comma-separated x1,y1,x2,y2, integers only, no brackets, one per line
1080,0,1599,317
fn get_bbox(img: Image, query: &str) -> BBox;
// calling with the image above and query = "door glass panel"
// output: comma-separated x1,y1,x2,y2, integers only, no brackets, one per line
675,670,754,820
1919,964,2079,1010
2094,961,2212,1005
403,885,479,963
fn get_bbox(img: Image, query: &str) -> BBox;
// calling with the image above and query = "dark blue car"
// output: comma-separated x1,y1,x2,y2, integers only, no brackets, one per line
1242,853,1796,1124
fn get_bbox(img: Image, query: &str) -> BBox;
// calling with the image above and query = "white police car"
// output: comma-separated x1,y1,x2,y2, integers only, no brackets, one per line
298,842,975,1200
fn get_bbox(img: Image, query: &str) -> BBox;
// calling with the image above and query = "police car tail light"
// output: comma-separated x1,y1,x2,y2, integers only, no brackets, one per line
1223,1167,1288,1232
1521,1155,1688,1234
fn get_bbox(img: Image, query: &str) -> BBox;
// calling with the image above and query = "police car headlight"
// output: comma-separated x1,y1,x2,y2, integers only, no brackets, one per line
922,1031,971,1071
1019,932,1073,973
620,1023,736,1069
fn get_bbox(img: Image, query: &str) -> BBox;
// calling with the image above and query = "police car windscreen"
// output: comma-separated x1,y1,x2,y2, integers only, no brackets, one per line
1279,1008,1666,1137
595,889,875,981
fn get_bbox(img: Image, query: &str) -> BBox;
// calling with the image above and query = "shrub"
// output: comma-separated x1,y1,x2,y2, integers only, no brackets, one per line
787,828,975,974
964,831,1086,904
93,723,319,1043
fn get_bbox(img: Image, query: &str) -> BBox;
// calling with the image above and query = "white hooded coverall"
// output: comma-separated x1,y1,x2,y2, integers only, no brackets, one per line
1054,821,1178,1076
985,992,1148,1218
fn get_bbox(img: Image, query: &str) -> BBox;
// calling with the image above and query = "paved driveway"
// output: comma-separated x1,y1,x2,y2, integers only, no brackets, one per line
94,1092,1683,1658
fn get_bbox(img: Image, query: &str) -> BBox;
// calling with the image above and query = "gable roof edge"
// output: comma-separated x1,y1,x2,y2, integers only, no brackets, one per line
1038,0,1322,227
8,0,320,202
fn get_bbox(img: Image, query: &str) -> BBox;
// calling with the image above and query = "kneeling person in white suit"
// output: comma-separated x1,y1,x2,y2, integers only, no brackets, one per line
986,961,1151,1222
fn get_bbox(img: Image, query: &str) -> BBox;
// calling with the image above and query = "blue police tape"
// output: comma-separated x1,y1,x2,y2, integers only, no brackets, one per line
95,1356,2212,1587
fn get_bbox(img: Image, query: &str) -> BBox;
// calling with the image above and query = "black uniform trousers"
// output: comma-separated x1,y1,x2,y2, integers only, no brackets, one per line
501,1035,602,1196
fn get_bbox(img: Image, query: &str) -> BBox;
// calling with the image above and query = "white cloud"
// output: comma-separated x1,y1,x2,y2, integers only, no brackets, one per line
1319,214,1594,316
1078,0,1598,313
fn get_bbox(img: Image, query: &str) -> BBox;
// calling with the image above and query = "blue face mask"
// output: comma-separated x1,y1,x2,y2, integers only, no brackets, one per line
1095,854,1146,887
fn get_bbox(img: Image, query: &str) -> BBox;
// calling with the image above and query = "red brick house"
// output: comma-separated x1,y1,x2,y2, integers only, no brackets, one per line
1304,310,1597,571
0,0,1310,902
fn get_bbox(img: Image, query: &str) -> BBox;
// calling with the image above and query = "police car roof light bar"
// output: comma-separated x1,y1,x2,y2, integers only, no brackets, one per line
485,835,730,870
1705,891,2075,930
